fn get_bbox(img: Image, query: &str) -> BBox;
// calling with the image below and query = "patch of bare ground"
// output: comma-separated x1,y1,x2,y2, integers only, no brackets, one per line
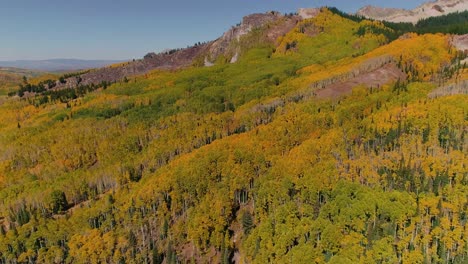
315,63,406,98
179,243,219,264
266,17,301,42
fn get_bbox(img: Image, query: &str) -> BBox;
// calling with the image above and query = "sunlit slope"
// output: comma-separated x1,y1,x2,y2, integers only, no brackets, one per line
0,8,466,263
0,68,49,96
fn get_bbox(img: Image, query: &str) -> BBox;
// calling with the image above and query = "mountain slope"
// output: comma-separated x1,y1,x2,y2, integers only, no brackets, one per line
0,67,49,96
24,12,300,92
10,6,468,99
358,0,468,23
0,6,467,264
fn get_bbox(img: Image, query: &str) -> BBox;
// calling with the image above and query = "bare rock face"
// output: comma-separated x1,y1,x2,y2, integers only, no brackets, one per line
207,11,283,62
432,4,445,12
230,52,239,63
298,8,320,19
357,6,408,19
357,0,468,23
451,34,468,57
265,15,300,42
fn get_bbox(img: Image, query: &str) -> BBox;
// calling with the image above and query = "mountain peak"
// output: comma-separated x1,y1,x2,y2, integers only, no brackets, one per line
357,5,408,18
297,8,321,19
357,0,468,23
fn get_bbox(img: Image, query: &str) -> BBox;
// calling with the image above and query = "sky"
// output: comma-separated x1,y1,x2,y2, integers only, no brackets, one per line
0,0,427,61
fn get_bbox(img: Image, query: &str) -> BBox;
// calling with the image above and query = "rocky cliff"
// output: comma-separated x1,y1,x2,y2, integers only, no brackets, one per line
357,0,468,23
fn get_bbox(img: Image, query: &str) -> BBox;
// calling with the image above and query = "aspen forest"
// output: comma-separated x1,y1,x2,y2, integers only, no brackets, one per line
0,6,467,264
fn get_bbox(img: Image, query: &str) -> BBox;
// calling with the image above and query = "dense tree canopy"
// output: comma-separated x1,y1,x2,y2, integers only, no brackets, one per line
0,7,466,264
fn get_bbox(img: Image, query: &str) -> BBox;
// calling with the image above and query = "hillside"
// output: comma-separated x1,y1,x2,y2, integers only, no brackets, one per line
0,6,467,264
9,8,468,100
0,68,49,96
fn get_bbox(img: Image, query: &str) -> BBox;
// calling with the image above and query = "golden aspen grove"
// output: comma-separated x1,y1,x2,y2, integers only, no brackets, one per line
0,6,467,264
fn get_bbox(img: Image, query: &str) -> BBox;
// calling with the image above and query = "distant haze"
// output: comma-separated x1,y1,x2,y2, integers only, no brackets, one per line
0,59,126,72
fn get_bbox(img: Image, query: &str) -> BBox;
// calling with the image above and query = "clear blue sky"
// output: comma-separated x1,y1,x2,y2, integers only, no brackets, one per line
0,0,426,61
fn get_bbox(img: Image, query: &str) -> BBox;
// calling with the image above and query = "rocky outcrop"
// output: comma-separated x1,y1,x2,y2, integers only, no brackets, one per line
357,6,408,20
451,34,468,52
357,0,468,23
297,8,320,19
207,11,283,62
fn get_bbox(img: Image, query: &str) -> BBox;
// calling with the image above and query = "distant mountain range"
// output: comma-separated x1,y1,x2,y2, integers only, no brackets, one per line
0,59,126,72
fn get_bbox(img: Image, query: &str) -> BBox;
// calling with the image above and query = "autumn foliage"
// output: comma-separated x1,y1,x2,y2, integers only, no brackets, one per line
0,8,467,264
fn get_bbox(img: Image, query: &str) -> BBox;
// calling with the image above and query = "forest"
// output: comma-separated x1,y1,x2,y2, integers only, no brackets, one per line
0,7,466,264
329,8,468,39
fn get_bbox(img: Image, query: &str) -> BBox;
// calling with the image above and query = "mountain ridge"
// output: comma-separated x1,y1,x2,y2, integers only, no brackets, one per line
0,59,126,72
3,1,466,78
16,2,467,96
357,0,468,23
